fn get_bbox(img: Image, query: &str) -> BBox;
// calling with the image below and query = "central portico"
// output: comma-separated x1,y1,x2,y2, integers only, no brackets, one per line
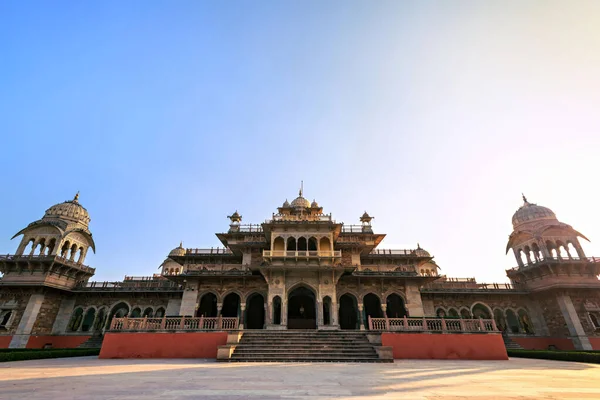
165,187,438,331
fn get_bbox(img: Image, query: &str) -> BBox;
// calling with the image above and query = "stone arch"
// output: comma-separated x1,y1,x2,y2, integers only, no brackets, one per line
245,292,265,329
81,307,96,332
198,292,218,317
94,307,107,331
297,237,307,251
471,303,492,319
68,307,84,331
272,295,282,325
505,308,520,333
363,293,383,328
339,293,359,330
142,307,154,317
46,238,57,255
319,237,331,252
286,237,297,251
130,307,142,318
107,302,130,329
287,283,317,329
22,237,36,255
322,296,332,325
493,308,506,331
60,240,71,258
386,293,407,318
436,307,447,318
222,292,241,318
155,307,165,318
447,308,460,318
273,236,285,252
460,308,472,319
308,237,318,251
518,308,534,334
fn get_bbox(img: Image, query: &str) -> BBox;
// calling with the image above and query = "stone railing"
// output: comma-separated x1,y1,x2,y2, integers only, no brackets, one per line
262,250,342,258
0,254,95,273
368,316,498,332
110,316,239,331
507,256,600,271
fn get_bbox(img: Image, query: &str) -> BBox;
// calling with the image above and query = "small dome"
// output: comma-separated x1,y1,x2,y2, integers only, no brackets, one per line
43,193,90,227
512,196,557,228
291,195,311,208
283,199,290,207
169,242,186,257
311,199,319,208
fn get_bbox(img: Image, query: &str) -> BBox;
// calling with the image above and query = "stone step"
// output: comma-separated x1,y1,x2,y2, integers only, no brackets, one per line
229,357,391,363
235,345,376,349
233,349,377,354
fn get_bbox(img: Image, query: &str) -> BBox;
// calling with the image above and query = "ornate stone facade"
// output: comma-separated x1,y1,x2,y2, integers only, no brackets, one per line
1,191,599,350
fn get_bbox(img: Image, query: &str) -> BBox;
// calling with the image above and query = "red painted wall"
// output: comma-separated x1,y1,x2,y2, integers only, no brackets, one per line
382,333,508,360
26,335,91,349
99,332,228,359
588,338,600,350
0,336,13,348
511,337,576,351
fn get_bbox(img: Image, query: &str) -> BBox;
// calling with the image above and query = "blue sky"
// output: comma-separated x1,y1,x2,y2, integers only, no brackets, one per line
1,1,599,282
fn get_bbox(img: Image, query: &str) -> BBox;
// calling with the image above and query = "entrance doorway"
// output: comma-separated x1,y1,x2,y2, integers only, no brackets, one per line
386,294,408,318
197,293,218,317
246,293,265,329
363,293,382,330
222,293,240,318
287,286,316,329
339,294,358,329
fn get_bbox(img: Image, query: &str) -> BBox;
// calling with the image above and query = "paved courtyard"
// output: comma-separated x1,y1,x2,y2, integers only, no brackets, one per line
1,357,599,399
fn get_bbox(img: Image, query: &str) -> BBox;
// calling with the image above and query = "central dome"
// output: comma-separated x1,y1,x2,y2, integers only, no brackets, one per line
43,193,91,227
290,194,311,208
512,196,556,228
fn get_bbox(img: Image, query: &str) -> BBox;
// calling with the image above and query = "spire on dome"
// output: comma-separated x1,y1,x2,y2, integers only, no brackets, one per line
73,191,80,202
522,193,528,204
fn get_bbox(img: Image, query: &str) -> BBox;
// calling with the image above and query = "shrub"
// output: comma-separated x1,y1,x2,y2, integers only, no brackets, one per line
508,350,600,364
0,348,100,362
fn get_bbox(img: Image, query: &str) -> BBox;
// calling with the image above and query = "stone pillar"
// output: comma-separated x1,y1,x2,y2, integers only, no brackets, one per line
239,304,246,329
404,281,425,317
381,304,387,318
316,300,323,328
524,299,549,336
217,303,223,316
9,294,45,348
281,300,287,326
179,288,198,317
242,251,252,266
166,298,181,316
51,298,76,334
331,301,338,326
556,294,592,350
358,303,365,330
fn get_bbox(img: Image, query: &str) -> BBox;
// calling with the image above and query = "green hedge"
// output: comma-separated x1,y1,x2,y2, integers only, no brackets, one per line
508,350,600,364
0,348,100,362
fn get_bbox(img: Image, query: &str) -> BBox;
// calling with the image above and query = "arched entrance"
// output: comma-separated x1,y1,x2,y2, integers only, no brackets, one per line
272,296,282,325
106,302,129,329
246,293,265,329
197,293,217,317
386,294,407,318
222,293,240,318
363,293,382,329
287,286,316,329
339,294,358,330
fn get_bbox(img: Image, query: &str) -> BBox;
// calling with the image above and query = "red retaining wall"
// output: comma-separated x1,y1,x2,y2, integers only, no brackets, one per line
588,338,600,350
382,333,508,360
0,336,12,348
27,335,91,349
511,337,575,351
99,332,228,359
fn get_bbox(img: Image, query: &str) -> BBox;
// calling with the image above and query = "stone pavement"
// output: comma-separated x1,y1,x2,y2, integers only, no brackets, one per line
1,356,599,399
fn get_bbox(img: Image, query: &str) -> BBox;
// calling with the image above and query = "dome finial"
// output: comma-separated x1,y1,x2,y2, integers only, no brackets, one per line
73,191,80,202
522,193,528,204
179,241,183,248
299,180,304,197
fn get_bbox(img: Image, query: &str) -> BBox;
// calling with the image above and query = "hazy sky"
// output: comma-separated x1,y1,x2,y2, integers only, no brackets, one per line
1,1,599,282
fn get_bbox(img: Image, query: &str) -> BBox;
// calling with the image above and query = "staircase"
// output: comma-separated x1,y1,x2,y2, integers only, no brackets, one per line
78,334,104,349
229,331,391,362
502,335,523,350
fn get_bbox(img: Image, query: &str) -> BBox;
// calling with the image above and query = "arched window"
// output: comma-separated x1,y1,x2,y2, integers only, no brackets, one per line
130,307,142,318
142,307,154,318
22,238,35,255
107,302,130,329
494,309,506,332
272,296,282,325
386,294,407,318
319,237,331,253
471,303,492,319
447,308,459,318
286,237,297,251
436,308,446,318
308,237,318,251
322,296,331,325
532,243,542,261
273,237,285,252
506,309,520,333
68,308,84,331
81,308,96,332
197,293,217,317
0,311,13,328
94,308,107,331
297,237,307,251
46,238,56,255
155,307,165,318
36,239,46,255
60,241,70,257
460,309,472,319
518,309,534,334
222,293,241,318
77,247,85,263
69,243,78,260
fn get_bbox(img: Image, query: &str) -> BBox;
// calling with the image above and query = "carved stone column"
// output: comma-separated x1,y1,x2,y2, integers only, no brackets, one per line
358,304,365,330
239,304,246,329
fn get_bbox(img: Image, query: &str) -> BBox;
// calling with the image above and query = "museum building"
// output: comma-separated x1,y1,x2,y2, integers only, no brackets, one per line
0,190,599,357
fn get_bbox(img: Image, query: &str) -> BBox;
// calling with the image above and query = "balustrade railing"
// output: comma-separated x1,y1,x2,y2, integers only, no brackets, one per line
368,316,498,332
186,248,233,255
110,316,239,331
508,256,600,271
262,250,342,258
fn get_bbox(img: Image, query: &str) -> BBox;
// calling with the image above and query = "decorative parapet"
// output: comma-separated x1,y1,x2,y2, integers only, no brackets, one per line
110,316,239,331
368,316,498,333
